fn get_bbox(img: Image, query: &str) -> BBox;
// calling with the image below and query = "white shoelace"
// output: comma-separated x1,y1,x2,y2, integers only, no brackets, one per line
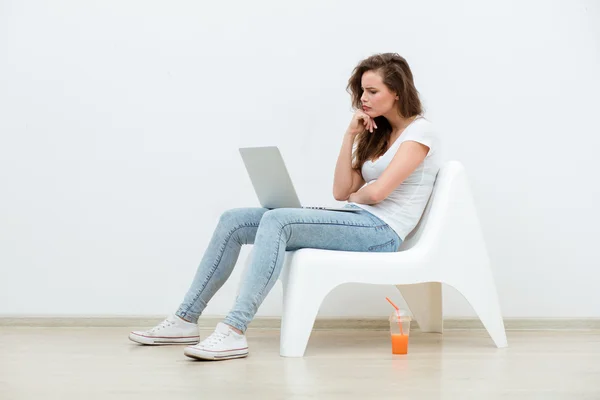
148,318,175,333
202,331,229,347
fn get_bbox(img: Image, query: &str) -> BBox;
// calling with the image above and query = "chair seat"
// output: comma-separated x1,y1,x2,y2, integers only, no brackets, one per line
281,248,433,285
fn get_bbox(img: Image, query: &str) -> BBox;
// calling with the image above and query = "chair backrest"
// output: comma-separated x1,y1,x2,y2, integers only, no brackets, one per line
398,160,464,251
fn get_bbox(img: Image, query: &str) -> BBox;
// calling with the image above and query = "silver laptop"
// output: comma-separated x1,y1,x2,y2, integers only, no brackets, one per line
239,146,361,212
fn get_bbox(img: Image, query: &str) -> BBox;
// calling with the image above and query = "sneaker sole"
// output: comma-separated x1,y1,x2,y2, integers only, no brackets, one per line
183,346,249,361
129,332,200,345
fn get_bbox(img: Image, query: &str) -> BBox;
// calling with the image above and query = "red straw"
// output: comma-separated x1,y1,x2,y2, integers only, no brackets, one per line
386,297,399,311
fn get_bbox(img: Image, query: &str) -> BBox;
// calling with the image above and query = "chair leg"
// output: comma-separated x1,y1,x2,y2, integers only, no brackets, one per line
396,282,443,333
447,273,508,348
279,270,332,357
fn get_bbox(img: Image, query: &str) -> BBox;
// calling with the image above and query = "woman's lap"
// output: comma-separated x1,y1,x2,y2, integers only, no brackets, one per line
222,204,401,253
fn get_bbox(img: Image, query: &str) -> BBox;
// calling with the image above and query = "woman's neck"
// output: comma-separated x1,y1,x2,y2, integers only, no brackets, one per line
383,111,418,138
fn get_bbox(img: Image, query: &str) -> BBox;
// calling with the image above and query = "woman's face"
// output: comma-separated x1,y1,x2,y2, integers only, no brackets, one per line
360,70,397,118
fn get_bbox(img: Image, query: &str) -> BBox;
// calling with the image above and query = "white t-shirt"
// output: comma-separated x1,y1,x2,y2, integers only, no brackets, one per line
349,116,441,241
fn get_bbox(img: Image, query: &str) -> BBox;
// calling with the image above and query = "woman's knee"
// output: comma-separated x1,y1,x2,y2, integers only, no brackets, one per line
259,209,298,237
260,208,293,226
219,207,267,228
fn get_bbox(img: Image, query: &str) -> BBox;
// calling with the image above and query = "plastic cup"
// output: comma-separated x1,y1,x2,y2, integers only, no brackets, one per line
389,311,411,355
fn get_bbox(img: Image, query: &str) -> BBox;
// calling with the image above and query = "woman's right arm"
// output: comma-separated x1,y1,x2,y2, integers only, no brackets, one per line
333,132,364,201
333,111,376,201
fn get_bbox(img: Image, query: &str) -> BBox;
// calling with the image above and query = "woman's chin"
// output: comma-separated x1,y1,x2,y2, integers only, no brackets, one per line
362,108,380,118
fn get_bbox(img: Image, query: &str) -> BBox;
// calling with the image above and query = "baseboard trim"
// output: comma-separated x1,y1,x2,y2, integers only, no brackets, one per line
1,316,599,331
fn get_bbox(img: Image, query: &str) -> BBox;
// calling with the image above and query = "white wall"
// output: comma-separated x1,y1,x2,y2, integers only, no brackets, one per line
1,0,599,319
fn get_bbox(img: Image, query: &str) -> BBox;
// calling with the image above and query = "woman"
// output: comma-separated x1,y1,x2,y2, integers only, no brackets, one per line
129,52,441,361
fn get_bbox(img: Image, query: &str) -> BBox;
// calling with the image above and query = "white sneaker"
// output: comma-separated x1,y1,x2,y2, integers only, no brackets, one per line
129,315,200,345
183,322,248,361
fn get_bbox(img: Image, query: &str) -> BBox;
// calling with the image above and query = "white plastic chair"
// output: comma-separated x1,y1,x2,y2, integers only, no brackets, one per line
275,160,508,357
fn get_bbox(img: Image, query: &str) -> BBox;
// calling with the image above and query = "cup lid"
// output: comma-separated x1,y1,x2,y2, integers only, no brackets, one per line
389,309,411,320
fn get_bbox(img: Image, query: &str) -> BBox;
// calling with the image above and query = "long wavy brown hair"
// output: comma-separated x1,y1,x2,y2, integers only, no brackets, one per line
346,53,424,171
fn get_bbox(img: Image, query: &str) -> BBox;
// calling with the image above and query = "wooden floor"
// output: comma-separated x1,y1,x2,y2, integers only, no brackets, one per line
1,327,599,399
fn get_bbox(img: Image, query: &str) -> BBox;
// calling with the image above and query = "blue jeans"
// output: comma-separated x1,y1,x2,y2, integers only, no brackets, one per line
175,204,402,332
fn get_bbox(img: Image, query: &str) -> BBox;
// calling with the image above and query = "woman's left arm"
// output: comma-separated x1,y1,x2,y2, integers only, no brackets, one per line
348,141,429,205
